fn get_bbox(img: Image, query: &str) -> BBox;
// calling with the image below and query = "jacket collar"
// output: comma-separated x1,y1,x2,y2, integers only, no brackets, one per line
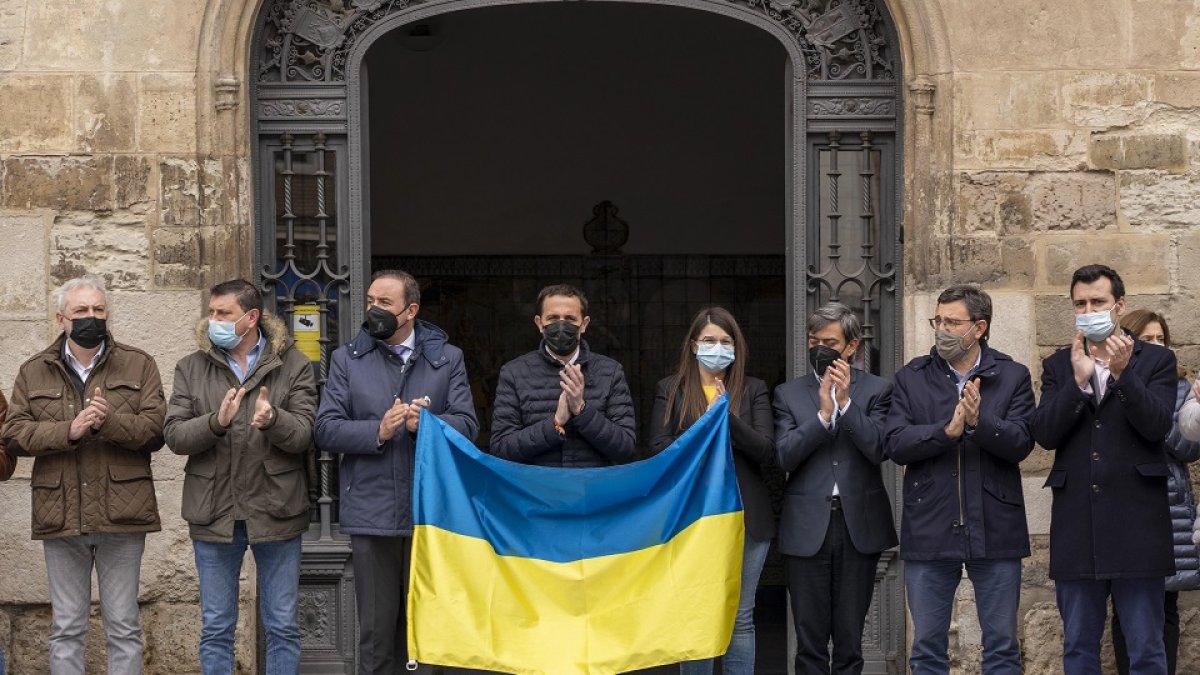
536,338,594,368
915,342,1011,379
348,319,453,369
195,311,293,358
39,331,116,368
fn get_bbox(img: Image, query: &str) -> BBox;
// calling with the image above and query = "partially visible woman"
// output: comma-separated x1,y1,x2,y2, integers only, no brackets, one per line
1110,309,1200,675
648,306,775,675
0,387,9,675
0,388,11,481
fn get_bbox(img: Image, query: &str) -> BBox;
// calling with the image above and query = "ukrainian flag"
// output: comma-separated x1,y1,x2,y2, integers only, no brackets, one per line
407,398,744,675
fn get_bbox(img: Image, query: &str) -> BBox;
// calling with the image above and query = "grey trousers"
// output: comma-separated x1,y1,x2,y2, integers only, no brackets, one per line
43,532,147,675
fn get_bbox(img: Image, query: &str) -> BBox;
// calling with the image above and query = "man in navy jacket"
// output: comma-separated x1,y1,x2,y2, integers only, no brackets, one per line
886,285,1035,675
1032,264,1176,675
315,269,478,674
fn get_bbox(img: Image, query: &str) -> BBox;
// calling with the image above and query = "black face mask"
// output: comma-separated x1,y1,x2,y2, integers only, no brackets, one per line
543,320,581,357
809,345,842,378
69,317,107,349
366,306,408,341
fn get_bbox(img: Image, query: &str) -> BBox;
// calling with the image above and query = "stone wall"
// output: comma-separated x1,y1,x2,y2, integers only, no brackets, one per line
0,0,1198,672
0,0,255,672
905,1,1200,672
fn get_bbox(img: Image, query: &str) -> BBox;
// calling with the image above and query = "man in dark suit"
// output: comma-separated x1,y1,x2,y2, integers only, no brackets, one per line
1032,264,1177,675
774,302,896,675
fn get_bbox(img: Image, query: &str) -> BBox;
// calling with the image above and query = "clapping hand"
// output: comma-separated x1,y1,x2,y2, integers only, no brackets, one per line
378,397,409,444
250,386,274,429
216,387,249,428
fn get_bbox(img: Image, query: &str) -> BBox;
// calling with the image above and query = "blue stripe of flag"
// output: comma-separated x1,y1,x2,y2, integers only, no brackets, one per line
413,397,742,563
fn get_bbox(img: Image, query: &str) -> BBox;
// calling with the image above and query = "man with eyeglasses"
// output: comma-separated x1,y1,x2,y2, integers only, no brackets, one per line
1031,264,1177,675
885,284,1035,675
489,283,636,467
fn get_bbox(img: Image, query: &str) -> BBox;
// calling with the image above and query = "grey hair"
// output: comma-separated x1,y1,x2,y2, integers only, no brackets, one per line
806,302,863,348
55,276,109,314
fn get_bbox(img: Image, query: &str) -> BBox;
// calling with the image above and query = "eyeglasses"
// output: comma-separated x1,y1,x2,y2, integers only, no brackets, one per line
928,317,976,330
695,337,735,348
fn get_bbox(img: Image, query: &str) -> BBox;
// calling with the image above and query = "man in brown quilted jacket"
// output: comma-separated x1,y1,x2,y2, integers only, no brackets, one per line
0,390,12,481
1,275,165,675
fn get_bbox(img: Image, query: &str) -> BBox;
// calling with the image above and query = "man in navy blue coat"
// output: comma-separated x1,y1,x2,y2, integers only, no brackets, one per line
886,285,1035,675
1031,264,1176,675
315,269,478,675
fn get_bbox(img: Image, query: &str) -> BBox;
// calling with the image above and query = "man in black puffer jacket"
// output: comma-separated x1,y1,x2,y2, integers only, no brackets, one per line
489,284,636,467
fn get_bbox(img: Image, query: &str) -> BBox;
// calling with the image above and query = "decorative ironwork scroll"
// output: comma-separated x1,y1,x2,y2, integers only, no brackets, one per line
259,132,351,538
807,130,898,375
256,0,896,83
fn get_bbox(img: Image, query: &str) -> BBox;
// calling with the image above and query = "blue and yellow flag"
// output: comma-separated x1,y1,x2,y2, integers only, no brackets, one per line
407,398,744,675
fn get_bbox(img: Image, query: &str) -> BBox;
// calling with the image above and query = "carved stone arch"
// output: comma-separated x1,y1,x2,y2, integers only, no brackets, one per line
233,0,922,670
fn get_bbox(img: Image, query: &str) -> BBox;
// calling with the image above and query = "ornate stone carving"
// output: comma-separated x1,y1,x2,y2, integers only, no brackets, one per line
256,0,896,83
260,98,347,117
909,77,937,116
298,587,332,647
214,75,241,111
809,96,894,116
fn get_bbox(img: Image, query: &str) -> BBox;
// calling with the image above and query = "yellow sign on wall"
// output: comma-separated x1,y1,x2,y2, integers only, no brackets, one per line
292,304,322,361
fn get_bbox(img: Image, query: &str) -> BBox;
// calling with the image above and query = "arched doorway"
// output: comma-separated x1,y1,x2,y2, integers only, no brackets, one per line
249,0,903,671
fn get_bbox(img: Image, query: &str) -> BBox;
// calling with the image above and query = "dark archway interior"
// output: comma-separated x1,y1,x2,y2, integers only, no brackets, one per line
364,7,789,668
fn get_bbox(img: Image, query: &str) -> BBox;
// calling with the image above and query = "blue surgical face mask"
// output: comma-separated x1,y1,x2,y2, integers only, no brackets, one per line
1075,307,1116,342
696,344,735,373
208,312,249,350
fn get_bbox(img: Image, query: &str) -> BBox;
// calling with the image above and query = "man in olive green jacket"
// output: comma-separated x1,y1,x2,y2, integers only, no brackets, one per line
2,275,165,675
164,279,316,675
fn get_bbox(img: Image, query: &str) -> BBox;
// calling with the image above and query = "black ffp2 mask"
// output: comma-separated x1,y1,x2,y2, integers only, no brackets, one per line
69,317,107,349
543,320,581,357
366,306,403,341
809,345,841,378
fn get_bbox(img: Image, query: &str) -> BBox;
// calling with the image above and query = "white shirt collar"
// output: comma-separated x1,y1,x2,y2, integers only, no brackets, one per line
63,339,105,381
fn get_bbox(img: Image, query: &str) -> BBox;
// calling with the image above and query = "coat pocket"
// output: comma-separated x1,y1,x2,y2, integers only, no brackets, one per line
263,457,309,520
27,388,66,422
102,379,144,414
903,471,936,506
1135,462,1170,480
105,463,158,525
31,467,65,535
1043,468,1067,490
982,476,1024,507
181,456,218,525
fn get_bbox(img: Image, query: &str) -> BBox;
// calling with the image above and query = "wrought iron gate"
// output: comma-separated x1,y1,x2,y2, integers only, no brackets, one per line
250,0,904,671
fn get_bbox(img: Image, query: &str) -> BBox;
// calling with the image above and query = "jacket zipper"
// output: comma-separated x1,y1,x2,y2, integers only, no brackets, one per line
956,443,965,529
53,358,86,534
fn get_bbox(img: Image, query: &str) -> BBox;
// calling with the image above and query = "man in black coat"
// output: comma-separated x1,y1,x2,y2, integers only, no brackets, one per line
774,302,896,675
886,285,1035,675
1031,264,1177,675
489,284,636,467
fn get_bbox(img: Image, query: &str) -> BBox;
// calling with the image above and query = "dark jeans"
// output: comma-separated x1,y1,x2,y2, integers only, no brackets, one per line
1056,577,1166,675
785,503,881,675
904,558,1022,675
1112,590,1178,675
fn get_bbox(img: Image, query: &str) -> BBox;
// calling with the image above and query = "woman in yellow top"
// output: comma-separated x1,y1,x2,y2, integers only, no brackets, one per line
649,306,776,675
